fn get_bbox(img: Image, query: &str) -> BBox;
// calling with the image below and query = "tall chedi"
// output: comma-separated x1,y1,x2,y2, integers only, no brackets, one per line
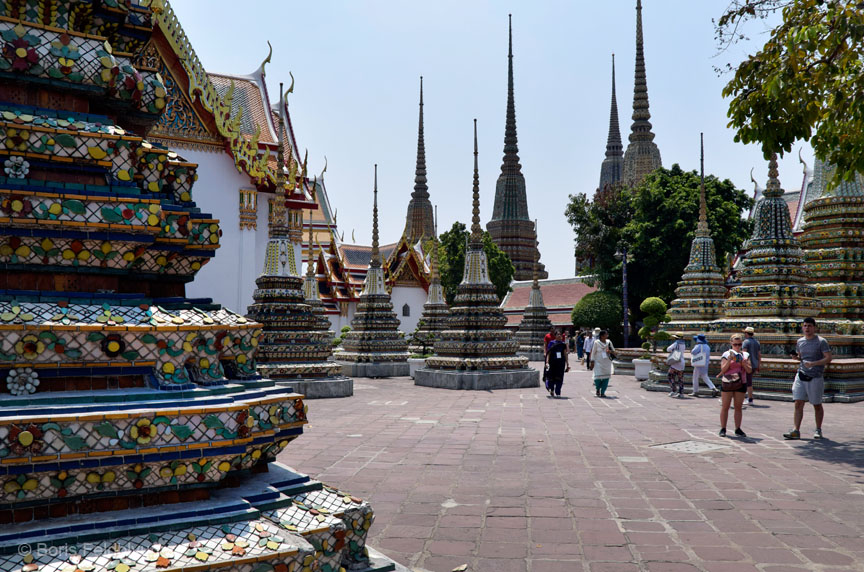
667,135,726,329
622,0,662,187
598,54,624,190
487,15,546,281
0,3,399,570
247,90,352,398
402,76,436,245
338,166,410,377
515,220,553,360
410,207,450,354
416,121,538,390
304,203,334,332
721,154,821,329
799,160,864,322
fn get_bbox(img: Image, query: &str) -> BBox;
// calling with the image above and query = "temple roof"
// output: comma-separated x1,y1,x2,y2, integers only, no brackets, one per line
501,278,597,327
209,71,278,145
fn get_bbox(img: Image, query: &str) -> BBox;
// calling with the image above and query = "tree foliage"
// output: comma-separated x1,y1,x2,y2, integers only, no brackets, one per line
637,297,671,350
437,222,515,304
718,0,864,185
571,291,623,346
566,166,753,311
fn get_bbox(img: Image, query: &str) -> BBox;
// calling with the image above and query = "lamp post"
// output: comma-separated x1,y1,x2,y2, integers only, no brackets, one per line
615,246,630,348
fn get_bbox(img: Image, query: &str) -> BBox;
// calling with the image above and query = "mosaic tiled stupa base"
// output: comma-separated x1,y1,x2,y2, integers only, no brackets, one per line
337,171,409,378
0,2,399,571
248,273,352,399
415,122,538,390
651,155,864,402
408,244,450,355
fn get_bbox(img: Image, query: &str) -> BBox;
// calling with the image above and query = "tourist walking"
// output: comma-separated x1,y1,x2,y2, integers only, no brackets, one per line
545,331,570,397
784,317,832,440
717,334,752,437
591,329,615,397
575,330,585,362
583,330,595,370
742,327,761,404
666,333,687,398
543,326,555,357
690,334,718,397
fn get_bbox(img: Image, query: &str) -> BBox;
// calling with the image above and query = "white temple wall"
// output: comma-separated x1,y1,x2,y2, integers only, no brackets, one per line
180,149,266,312
390,285,426,335
327,303,356,334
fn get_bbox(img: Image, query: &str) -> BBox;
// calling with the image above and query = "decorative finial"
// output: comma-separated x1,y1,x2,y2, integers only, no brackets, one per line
413,75,428,200
798,147,810,175
371,164,381,267
259,41,272,77
471,119,482,242
431,204,440,280
765,152,784,198
696,133,709,237
272,82,286,232
285,72,294,97
320,155,327,179
629,0,655,145
508,14,513,59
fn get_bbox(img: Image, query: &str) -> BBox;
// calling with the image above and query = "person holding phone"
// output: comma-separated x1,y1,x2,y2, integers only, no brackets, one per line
784,317,832,440
717,334,752,437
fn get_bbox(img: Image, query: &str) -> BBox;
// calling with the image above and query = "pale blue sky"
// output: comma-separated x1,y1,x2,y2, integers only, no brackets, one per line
172,0,808,279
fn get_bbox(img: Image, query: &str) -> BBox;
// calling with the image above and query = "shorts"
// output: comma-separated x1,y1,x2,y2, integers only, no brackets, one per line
792,373,824,405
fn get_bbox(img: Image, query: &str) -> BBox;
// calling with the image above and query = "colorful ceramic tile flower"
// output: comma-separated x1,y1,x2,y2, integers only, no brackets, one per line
0,24,42,73
129,418,154,445
5,367,39,395
8,423,43,455
14,334,45,359
3,156,29,178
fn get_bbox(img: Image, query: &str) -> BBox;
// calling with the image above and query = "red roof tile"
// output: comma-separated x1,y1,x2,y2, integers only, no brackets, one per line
502,278,597,311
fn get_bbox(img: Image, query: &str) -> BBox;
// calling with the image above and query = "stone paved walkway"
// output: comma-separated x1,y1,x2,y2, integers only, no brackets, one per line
279,364,864,572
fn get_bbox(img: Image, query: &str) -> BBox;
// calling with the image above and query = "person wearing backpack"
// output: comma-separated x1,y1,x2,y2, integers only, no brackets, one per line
590,329,615,397
545,331,570,397
690,334,718,398
666,333,687,398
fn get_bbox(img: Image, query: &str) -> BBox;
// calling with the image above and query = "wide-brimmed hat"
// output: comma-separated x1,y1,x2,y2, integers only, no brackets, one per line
693,334,707,343
672,332,683,339
743,327,755,334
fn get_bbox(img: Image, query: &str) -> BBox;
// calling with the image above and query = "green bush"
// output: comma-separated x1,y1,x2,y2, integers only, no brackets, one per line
571,291,623,345
641,341,651,351
340,326,351,334
639,297,668,316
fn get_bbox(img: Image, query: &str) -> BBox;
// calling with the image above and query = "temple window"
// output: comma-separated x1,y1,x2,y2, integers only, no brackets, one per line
402,304,411,317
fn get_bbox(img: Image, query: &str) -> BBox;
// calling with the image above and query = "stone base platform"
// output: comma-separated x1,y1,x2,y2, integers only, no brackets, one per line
0,462,402,572
276,376,354,398
337,361,410,378
414,367,539,390
517,350,545,361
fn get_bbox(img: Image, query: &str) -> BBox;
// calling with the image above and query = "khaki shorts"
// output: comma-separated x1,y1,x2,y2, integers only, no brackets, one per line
792,373,824,405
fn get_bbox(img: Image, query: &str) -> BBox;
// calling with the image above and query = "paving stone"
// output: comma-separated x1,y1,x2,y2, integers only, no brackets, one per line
279,369,864,571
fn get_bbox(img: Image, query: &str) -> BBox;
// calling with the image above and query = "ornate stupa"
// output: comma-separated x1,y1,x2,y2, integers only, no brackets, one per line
487,15,546,281
337,166,410,377
719,153,822,328
416,121,538,390
247,107,351,398
598,54,624,190
0,3,396,570
410,209,450,355
622,0,662,187
515,221,553,360
799,160,864,322
402,76,436,245
666,135,726,329
304,210,337,332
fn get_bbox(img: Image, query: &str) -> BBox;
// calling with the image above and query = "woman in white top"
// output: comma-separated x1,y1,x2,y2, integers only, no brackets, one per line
666,333,687,398
590,329,615,397
583,331,595,371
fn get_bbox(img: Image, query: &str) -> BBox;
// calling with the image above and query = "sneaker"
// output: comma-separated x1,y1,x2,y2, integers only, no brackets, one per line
748,398,754,404
668,391,676,397
735,428,747,438
719,428,726,437
677,393,684,398
711,389,719,398
814,428,823,440
783,429,801,440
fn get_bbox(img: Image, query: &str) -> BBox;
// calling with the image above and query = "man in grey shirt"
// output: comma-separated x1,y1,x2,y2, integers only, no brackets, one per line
742,327,761,404
784,317,832,440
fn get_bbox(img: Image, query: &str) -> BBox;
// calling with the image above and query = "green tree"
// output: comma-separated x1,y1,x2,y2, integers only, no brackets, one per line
566,166,752,311
565,184,633,291
623,165,753,305
637,297,671,352
571,291,623,346
438,222,515,304
718,0,864,185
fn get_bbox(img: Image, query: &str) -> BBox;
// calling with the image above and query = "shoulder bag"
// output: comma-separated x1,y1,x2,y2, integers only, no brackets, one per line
666,344,683,366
